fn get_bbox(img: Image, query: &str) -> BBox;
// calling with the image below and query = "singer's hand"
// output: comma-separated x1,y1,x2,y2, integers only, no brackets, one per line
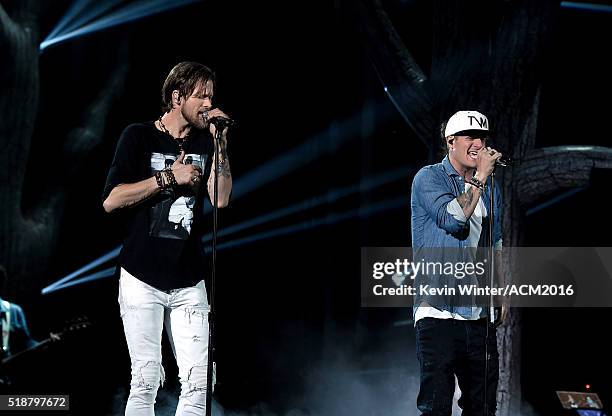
171,151,202,186
204,108,231,138
475,146,502,180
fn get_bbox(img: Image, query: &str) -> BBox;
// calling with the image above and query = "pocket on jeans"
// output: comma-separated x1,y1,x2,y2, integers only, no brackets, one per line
416,317,442,332
119,268,141,288
117,272,151,316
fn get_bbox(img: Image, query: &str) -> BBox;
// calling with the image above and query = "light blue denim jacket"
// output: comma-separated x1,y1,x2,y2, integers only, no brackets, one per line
410,156,503,318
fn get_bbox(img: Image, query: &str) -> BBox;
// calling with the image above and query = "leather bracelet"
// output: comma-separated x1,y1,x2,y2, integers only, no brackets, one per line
155,171,164,190
163,168,179,189
469,176,486,190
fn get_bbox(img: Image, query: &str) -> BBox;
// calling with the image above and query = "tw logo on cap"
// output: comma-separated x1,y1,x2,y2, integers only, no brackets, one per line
444,111,489,137
468,115,488,129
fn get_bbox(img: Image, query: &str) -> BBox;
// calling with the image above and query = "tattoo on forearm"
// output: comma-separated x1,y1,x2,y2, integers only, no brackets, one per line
457,187,474,208
219,159,231,178
207,142,232,193
216,141,231,178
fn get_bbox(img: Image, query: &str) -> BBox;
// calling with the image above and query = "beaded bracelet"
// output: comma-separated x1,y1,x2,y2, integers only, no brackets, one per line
468,176,486,190
163,168,179,188
155,171,165,190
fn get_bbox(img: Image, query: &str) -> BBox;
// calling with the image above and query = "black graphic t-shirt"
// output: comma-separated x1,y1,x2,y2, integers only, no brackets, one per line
103,121,214,291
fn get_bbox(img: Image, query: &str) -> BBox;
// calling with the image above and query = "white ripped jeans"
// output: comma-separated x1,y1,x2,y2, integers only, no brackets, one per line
118,268,209,416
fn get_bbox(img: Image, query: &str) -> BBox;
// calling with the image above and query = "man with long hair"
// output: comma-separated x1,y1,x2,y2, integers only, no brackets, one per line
103,62,233,415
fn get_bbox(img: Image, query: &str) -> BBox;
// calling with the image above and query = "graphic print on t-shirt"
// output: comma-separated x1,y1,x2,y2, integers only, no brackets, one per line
149,152,208,240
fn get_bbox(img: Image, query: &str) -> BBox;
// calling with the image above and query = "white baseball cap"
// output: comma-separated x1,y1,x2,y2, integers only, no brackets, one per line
444,111,489,137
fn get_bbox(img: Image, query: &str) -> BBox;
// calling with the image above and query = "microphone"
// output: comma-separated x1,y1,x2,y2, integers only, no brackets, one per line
486,145,513,167
209,116,238,129
496,157,512,167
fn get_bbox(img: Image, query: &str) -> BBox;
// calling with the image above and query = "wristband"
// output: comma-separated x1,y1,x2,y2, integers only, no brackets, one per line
155,171,165,190
469,176,486,190
162,168,179,189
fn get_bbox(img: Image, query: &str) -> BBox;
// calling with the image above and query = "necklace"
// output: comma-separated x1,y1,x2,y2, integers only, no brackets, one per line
158,116,186,151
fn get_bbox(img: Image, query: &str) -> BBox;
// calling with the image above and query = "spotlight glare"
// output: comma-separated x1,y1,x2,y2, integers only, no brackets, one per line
207,196,408,252
41,245,121,294
46,0,94,40
525,187,585,216
41,0,200,51
53,0,127,39
202,166,414,243
561,1,612,13
43,267,116,294
232,98,394,201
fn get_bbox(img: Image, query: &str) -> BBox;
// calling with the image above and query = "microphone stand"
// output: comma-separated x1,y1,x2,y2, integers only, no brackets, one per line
205,126,223,416
483,170,496,416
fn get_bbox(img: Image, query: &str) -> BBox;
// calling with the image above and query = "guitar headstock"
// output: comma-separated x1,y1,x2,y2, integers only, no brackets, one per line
50,316,91,341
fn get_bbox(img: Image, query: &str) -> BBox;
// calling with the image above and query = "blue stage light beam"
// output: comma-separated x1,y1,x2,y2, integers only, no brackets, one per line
202,165,415,243
49,0,127,40
231,123,358,201
40,0,200,51
231,100,395,202
525,187,585,216
43,267,116,294
561,1,612,13
46,0,96,40
208,196,409,252
41,245,121,294
44,197,408,292
54,0,129,37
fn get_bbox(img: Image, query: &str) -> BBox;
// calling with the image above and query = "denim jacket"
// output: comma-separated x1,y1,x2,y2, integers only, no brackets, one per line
410,156,503,318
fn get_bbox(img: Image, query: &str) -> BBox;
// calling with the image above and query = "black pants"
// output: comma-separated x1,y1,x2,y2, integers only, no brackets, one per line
415,317,499,416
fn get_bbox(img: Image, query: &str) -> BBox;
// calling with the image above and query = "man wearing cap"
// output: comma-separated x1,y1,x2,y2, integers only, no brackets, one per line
410,110,506,415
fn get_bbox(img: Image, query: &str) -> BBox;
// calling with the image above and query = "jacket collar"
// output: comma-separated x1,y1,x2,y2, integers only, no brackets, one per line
442,155,461,177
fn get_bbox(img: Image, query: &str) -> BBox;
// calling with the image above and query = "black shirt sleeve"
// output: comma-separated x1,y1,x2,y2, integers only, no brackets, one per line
102,124,146,202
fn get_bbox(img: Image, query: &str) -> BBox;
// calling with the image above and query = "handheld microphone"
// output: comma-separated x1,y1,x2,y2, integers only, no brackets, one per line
209,116,238,129
487,144,512,167
496,157,512,167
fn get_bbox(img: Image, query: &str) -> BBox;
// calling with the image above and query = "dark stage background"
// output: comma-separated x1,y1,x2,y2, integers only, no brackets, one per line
2,0,611,415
